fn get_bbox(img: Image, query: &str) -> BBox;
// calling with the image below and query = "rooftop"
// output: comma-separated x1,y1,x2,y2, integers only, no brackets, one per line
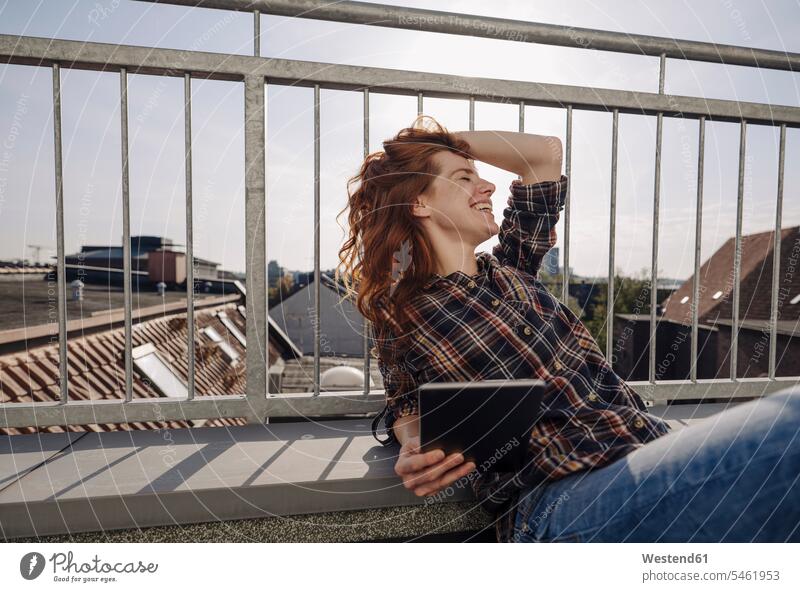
0,298,252,436
660,226,800,325
0,275,188,333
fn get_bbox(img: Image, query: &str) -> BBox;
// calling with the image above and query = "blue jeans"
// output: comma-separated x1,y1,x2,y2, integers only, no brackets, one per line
512,387,800,542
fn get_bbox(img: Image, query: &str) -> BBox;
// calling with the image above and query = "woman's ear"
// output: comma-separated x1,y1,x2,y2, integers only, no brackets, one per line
411,194,431,219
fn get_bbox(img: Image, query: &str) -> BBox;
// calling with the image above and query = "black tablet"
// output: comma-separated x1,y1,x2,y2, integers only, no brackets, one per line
418,378,546,474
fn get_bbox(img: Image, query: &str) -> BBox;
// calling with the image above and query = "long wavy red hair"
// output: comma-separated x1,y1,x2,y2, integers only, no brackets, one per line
335,115,472,368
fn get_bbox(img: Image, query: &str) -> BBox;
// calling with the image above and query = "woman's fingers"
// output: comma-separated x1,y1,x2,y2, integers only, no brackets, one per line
414,460,477,497
400,452,463,489
397,448,445,475
402,453,468,490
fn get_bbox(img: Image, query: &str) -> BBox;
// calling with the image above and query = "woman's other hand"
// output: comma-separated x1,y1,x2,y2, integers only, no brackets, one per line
394,435,477,497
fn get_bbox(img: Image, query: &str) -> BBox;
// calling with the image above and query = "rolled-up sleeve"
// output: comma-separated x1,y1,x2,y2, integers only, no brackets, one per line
492,174,568,278
377,354,419,446
372,316,419,446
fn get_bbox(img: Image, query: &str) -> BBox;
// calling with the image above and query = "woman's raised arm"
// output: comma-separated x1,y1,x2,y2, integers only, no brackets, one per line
453,130,562,184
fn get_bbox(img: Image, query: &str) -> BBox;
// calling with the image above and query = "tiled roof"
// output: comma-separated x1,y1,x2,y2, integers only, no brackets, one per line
0,302,252,436
712,318,800,338
660,226,800,326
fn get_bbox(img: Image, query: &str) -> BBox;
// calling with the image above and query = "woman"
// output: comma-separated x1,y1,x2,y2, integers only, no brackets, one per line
336,116,800,543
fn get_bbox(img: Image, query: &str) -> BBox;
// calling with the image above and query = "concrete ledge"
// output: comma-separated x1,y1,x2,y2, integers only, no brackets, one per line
0,418,477,541
0,401,743,542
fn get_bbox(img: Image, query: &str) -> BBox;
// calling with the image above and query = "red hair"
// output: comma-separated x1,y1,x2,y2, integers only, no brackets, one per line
336,115,472,368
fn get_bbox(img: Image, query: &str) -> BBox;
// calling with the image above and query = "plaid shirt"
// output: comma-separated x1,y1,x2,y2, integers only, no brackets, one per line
372,174,673,542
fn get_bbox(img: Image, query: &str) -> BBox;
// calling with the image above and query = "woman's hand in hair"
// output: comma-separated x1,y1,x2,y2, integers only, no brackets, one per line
394,435,477,497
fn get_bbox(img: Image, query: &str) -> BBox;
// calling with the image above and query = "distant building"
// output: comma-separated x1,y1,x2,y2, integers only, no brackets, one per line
268,260,283,288
613,226,800,381
59,235,236,294
292,270,312,287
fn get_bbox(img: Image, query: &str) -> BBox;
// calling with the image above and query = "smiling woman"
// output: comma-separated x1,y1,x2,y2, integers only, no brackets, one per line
334,115,584,541
335,112,800,546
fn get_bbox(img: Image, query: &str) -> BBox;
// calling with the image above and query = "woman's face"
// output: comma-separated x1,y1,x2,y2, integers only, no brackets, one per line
412,150,498,247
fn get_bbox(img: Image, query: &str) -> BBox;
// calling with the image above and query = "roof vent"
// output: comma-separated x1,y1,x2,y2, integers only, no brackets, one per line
70,279,84,301
320,366,374,391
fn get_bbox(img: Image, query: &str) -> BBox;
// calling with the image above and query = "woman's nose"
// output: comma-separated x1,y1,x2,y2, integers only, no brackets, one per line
479,179,495,196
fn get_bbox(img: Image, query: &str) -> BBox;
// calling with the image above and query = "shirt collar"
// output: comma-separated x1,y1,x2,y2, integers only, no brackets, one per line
422,251,497,291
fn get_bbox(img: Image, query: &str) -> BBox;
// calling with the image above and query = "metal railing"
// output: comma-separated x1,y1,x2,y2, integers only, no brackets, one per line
1,0,798,430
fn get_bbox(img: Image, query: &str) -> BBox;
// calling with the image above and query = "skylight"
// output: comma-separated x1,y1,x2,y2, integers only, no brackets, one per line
712,290,723,300
132,343,188,398
680,296,689,304
202,326,239,364
790,294,800,305
217,311,247,347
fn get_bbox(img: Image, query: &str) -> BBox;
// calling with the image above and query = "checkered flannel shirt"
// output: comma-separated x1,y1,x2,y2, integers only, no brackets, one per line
372,174,672,542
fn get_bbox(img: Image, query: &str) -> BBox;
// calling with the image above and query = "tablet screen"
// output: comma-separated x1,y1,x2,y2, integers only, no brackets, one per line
418,379,546,474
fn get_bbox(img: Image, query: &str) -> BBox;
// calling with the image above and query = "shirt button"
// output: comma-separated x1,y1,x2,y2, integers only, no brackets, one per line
633,418,645,429
587,392,599,402
553,359,564,371
523,326,532,336
467,280,477,289
491,298,500,306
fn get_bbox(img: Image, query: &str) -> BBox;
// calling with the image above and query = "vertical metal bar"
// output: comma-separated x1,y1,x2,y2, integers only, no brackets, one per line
517,101,524,181
562,105,572,304
606,108,619,361
649,110,663,383
468,95,475,131
658,52,666,94
184,72,195,400
52,63,68,405
253,9,260,57
731,120,746,380
769,124,786,380
690,116,705,382
120,67,133,403
244,75,267,421
313,83,321,397
417,91,423,116
362,88,371,396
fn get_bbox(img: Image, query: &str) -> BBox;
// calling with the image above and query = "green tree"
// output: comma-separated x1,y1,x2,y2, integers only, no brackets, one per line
268,273,298,308
583,268,653,349
539,270,588,320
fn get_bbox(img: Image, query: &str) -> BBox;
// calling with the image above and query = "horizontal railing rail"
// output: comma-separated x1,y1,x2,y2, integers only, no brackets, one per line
0,0,798,430
148,0,800,72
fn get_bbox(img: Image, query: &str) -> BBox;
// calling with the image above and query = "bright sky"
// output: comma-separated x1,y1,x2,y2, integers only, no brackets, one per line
1,0,798,280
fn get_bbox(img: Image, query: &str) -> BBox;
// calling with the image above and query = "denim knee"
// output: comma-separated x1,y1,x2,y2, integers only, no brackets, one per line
763,387,800,459
771,386,800,408
767,387,800,427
